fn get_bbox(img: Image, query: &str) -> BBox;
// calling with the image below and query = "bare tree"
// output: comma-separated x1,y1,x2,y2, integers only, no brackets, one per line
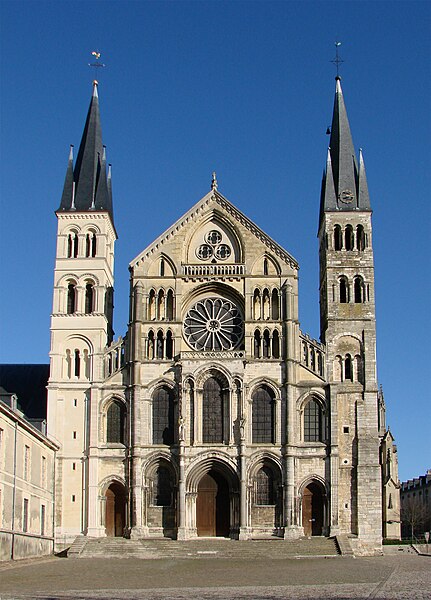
401,495,431,539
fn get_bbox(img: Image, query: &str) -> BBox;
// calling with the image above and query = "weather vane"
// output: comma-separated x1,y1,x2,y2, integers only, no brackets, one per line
88,51,106,84
331,41,344,78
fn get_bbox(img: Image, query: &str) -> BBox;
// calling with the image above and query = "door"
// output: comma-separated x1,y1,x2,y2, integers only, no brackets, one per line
302,483,324,536
105,483,126,537
196,473,217,536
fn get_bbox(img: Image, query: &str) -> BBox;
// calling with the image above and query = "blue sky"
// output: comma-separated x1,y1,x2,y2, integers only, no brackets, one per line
0,0,430,483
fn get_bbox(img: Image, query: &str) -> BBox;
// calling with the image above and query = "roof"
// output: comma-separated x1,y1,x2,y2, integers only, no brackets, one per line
57,83,113,221
0,364,49,419
319,77,371,227
130,189,299,270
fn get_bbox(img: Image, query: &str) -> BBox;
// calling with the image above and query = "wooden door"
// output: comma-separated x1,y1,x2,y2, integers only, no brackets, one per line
105,488,115,537
302,487,312,536
197,474,217,536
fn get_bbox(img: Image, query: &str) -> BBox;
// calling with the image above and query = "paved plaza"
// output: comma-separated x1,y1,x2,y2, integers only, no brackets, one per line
0,552,430,600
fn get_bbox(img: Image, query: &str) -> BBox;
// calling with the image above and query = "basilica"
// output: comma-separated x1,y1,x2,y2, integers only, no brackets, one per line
44,76,400,556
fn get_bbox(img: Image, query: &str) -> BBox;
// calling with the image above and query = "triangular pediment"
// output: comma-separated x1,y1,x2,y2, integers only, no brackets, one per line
130,190,298,269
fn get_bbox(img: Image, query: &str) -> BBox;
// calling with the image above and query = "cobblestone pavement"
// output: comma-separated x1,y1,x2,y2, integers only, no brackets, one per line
0,554,430,599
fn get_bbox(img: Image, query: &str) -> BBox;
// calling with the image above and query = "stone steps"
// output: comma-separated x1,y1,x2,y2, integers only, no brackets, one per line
75,536,340,559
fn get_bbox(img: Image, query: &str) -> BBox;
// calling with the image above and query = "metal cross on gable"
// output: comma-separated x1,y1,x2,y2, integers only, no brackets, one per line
331,41,344,77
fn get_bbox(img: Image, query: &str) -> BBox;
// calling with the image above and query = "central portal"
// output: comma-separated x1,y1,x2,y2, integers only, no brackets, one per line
196,470,230,537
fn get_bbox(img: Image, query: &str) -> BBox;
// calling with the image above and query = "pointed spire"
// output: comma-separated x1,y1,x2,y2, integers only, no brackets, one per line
320,77,372,223
328,77,358,205
57,82,113,220
358,148,371,210
59,145,75,210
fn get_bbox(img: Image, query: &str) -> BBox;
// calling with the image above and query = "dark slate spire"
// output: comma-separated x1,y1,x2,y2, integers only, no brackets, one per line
57,82,113,219
320,77,371,221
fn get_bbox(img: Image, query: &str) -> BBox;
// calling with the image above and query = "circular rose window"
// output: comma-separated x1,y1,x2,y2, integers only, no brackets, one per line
184,297,243,351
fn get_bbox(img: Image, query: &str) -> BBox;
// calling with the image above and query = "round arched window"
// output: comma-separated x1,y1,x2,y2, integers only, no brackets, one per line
184,297,243,351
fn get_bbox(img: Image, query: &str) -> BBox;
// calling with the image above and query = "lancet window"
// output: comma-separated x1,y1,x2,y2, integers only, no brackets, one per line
152,387,174,445
252,385,275,444
106,400,126,444
303,398,323,442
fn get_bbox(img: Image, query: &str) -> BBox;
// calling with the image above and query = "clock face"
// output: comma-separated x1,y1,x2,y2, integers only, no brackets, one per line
339,189,354,204
184,297,243,351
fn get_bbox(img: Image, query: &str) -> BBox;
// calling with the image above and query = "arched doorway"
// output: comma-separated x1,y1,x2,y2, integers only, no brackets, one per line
196,470,230,537
105,482,126,537
302,482,324,536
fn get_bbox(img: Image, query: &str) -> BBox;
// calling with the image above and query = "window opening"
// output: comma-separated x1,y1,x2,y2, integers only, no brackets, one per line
67,283,76,314
344,354,353,381
254,330,261,358
334,225,342,250
74,350,80,378
156,330,164,359
304,399,322,442
107,401,125,444
354,277,363,303
263,258,268,276
255,466,275,505
165,331,173,359
153,466,172,506
23,498,29,532
148,330,155,359
339,277,348,303
356,225,366,251
271,289,279,319
272,330,280,359
202,377,224,443
160,258,165,277
85,283,94,313
152,387,174,445
252,386,275,444
345,225,354,251
263,330,270,358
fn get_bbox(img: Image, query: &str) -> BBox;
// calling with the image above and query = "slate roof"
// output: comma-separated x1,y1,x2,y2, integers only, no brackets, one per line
58,83,113,220
0,364,49,419
319,77,371,227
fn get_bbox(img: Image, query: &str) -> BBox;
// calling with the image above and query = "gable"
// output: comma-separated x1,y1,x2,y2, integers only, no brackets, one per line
130,190,298,272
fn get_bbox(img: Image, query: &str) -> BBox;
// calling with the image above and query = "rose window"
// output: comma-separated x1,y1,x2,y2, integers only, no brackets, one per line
184,297,243,351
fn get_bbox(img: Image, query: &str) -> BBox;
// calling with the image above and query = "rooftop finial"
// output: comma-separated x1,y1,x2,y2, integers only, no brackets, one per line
211,171,218,191
331,41,344,79
88,50,106,84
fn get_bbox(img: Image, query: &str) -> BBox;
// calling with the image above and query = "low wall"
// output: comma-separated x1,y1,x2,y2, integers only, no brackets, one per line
0,530,54,561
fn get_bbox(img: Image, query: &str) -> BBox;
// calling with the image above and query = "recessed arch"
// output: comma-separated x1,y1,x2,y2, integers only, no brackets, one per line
184,210,244,265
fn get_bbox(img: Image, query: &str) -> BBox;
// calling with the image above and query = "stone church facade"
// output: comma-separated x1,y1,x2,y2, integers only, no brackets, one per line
46,77,399,556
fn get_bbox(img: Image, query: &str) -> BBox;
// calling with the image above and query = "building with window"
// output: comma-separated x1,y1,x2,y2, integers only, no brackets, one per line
0,388,58,560
400,470,431,539
0,74,399,558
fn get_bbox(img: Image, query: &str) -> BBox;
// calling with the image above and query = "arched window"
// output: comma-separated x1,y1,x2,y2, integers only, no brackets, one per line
354,276,363,303
68,233,78,258
152,466,172,506
263,258,268,276
106,400,125,444
356,225,366,251
152,387,174,445
148,289,156,320
252,385,275,444
345,225,354,251
354,354,362,383
156,330,164,359
160,258,165,277
262,289,270,320
303,342,309,366
157,290,165,320
254,330,261,358
74,349,80,378
271,289,279,320
333,355,342,382
202,377,224,443
304,398,323,442
263,330,270,358
272,330,280,359
85,283,94,314
165,330,173,359
166,290,174,321
310,348,316,371
334,225,342,251
85,232,97,258
255,466,274,505
317,352,323,376
148,330,155,359
339,277,349,303
253,289,261,320
344,354,353,381
67,283,76,314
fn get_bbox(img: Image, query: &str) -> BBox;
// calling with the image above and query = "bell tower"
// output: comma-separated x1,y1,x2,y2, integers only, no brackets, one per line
47,82,117,544
318,77,381,552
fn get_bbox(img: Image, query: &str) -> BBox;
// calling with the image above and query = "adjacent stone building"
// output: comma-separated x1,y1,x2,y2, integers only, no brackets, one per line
400,470,431,539
0,388,58,560
38,74,400,556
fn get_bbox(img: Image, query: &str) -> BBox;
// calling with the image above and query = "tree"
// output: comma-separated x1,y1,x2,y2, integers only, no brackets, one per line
401,495,431,540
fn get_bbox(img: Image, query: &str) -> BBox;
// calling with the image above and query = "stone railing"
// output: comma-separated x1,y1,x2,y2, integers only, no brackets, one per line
300,333,325,379
104,337,126,378
180,350,246,360
182,264,245,278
